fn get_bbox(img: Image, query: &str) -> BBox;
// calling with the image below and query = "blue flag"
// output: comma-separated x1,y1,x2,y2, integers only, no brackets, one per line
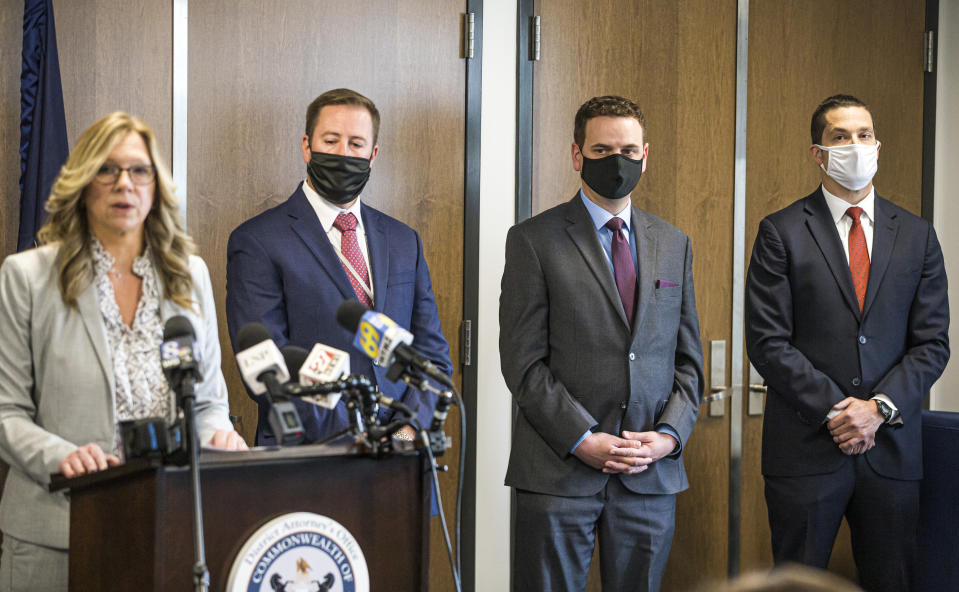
18,0,69,252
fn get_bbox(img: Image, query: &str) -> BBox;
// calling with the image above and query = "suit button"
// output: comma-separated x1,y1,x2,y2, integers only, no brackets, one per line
859,335,867,344
852,377,862,386
629,353,636,361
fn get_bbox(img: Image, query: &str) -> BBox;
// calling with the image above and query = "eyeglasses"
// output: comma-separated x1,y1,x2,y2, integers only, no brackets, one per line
94,163,156,186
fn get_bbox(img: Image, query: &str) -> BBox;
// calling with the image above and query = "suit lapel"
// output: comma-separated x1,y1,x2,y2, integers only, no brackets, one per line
76,284,115,396
804,190,861,319
287,189,356,302
631,207,656,337
362,204,389,312
862,196,899,318
564,195,631,330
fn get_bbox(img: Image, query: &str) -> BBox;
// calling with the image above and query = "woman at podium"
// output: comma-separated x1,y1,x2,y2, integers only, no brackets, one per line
0,112,247,590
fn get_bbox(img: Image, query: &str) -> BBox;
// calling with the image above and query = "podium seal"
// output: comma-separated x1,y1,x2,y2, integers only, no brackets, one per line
227,512,370,592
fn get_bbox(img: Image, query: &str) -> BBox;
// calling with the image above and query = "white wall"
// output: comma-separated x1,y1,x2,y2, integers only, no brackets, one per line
931,0,959,412
473,0,517,589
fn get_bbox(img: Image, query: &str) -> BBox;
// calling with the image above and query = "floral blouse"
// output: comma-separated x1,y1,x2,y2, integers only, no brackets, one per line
90,238,173,454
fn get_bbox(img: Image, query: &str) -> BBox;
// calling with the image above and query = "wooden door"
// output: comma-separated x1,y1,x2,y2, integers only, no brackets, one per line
529,2,738,589
742,0,927,579
186,2,467,590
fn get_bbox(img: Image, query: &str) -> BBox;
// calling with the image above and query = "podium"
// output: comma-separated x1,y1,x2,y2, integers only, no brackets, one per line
51,443,431,590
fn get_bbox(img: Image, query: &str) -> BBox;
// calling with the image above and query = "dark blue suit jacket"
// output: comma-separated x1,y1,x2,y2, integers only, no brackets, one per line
745,188,949,480
226,185,452,444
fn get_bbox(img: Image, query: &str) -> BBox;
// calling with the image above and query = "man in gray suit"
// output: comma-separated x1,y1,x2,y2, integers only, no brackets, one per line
500,95,704,592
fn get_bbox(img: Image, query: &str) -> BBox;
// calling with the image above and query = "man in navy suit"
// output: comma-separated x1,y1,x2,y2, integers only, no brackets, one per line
226,88,451,444
745,94,949,592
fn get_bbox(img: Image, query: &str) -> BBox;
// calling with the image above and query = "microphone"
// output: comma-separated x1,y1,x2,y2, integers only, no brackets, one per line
280,345,310,376
335,300,452,388
235,323,303,445
161,315,203,392
430,390,454,433
235,323,290,396
297,343,351,410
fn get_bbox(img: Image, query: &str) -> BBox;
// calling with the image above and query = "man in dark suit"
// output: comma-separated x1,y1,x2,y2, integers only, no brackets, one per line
499,95,704,592
745,94,949,592
226,88,451,444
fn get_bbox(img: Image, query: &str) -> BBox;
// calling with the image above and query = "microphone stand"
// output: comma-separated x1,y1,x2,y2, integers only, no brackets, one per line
176,373,210,592
398,373,454,456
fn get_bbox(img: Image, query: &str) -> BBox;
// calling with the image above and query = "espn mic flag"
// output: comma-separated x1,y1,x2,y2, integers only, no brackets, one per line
19,0,68,252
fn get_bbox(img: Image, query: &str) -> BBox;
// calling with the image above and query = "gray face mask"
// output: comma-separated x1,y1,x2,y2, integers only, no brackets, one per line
816,143,879,191
307,151,372,205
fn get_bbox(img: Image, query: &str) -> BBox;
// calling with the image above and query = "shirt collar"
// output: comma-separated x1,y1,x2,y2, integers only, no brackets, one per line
579,189,631,232
302,179,365,233
821,184,875,225
89,235,153,277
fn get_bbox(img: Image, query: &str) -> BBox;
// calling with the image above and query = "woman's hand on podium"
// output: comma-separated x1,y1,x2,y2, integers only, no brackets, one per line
206,429,249,451
59,443,121,478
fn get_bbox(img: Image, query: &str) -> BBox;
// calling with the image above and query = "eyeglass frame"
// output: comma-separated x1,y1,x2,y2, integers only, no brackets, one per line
93,162,156,186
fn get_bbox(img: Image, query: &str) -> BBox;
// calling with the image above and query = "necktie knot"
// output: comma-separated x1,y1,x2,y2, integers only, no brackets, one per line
333,212,358,232
605,217,625,233
846,206,863,225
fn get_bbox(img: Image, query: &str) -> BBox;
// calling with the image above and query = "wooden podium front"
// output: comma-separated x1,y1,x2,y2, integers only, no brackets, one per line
51,444,430,590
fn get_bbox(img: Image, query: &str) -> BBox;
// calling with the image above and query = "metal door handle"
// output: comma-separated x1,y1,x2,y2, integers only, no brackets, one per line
747,363,766,416
708,340,727,417
705,386,731,402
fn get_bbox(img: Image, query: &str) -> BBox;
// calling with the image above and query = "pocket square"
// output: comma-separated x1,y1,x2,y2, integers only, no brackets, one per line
656,279,678,288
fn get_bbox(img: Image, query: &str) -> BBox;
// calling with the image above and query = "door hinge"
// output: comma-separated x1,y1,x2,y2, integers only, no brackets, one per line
530,15,541,61
460,320,472,366
924,30,935,73
463,13,475,59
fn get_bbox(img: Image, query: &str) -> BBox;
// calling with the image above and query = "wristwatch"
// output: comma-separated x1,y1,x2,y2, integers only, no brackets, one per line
874,398,893,424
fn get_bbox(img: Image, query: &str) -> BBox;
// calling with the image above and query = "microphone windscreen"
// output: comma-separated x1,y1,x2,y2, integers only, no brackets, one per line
280,345,310,375
163,315,195,341
336,300,370,332
237,322,273,351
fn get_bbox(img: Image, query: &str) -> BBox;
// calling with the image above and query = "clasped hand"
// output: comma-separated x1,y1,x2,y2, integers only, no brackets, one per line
573,431,676,475
827,397,883,455
58,428,248,478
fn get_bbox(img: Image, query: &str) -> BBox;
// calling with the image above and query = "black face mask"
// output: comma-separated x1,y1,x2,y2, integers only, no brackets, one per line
306,151,372,205
580,153,644,199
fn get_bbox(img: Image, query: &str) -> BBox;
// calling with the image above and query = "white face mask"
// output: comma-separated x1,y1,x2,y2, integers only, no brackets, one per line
815,143,879,191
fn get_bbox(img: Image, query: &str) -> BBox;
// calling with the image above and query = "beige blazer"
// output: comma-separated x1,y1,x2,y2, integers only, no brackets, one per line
0,245,233,549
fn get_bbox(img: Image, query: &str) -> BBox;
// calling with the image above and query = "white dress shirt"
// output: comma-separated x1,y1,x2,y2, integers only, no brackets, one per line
821,184,875,262
301,180,374,299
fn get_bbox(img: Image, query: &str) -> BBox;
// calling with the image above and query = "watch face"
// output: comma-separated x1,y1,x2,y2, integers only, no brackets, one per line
876,400,891,420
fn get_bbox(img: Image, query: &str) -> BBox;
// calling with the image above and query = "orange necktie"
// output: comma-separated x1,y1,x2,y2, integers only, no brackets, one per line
846,206,870,312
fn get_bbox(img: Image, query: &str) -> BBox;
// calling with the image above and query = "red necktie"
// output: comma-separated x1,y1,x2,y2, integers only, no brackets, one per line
846,206,869,312
605,217,637,327
333,212,372,307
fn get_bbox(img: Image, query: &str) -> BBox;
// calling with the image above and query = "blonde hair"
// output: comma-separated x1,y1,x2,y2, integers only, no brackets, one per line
37,111,196,310
700,564,863,592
